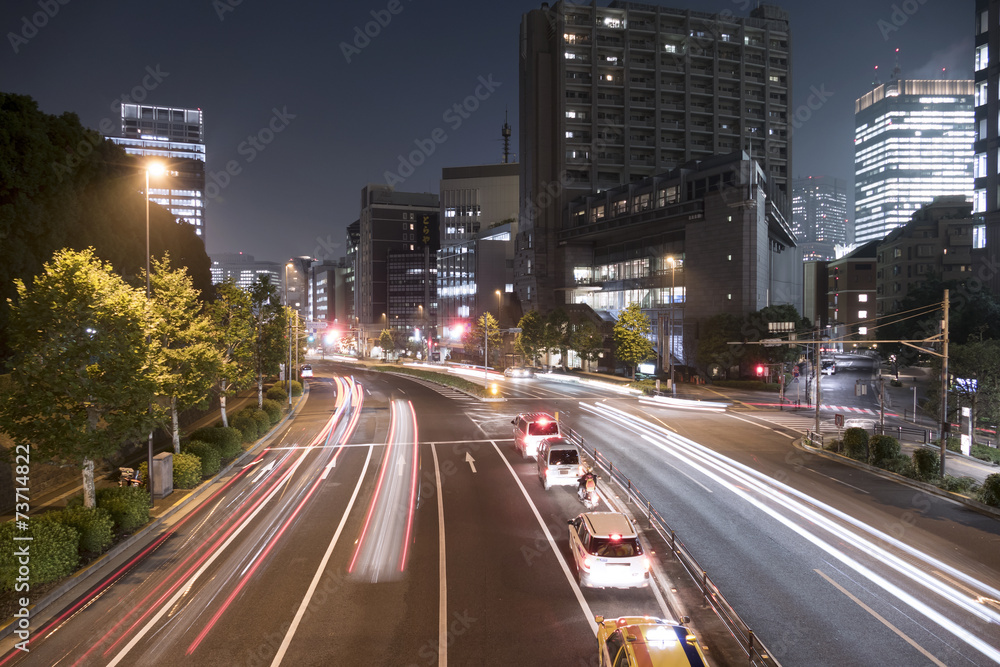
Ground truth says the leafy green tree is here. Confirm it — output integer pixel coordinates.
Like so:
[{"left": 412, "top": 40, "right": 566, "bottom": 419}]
[
  {"left": 379, "top": 329, "right": 395, "bottom": 361},
  {"left": 695, "top": 313, "right": 743, "bottom": 373},
  {"left": 465, "top": 313, "right": 501, "bottom": 366},
  {"left": 949, "top": 336, "right": 1000, "bottom": 439},
  {"left": 147, "top": 255, "right": 222, "bottom": 453},
  {"left": 613, "top": 303, "right": 655, "bottom": 379},
  {"left": 207, "top": 280, "right": 253, "bottom": 428},
  {"left": 248, "top": 275, "right": 285, "bottom": 408},
  {"left": 515, "top": 310, "right": 546, "bottom": 365},
  {"left": 544, "top": 308, "right": 571, "bottom": 370},
  {"left": 569, "top": 319, "right": 604, "bottom": 371},
  {"left": 0, "top": 248, "right": 156, "bottom": 507}
]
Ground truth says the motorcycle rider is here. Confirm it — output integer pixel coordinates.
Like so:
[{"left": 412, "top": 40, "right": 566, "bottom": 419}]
[{"left": 577, "top": 465, "right": 597, "bottom": 503}]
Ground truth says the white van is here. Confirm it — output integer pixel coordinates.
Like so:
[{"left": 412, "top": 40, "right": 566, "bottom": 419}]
[
  {"left": 536, "top": 438, "right": 582, "bottom": 490},
  {"left": 511, "top": 412, "right": 561, "bottom": 459}
]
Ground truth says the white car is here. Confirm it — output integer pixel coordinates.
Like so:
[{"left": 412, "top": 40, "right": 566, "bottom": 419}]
[
  {"left": 568, "top": 512, "right": 650, "bottom": 589},
  {"left": 300, "top": 364, "right": 313, "bottom": 378}
]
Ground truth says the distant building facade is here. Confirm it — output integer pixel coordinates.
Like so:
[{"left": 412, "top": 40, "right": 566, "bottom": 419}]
[
  {"left": 210, "top": 252, "right": 281, "bottom": 290},
  {"left": 854, "top": 79, "right": 974, "bottom": 244},
  {"left": 791, "top": 176, "right": 849, "bottom": 261},
  {"left": 356, "top": 185, "right": 439, "bottom": 331},
  {"left": 974, "top": 0, "right": 1000, "bottom": 295},
  {"left": 437, "top": 163, "right": 519, "bottom": 344},
  {"left": 107, "top": 103, "right": 207, "bottom": 240},
  {"left": 826, "top": 241, "right": 878, "bottom": 345},
  {"left": 876, "top": 196, "right": 977, "bottom": 316},
  {"left": 517, "top": 1, "right": 792, "bottom": 312}
]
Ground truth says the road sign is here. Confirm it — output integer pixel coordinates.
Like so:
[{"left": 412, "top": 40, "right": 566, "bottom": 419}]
[
  {"left": 762, "top": 338, "right": 782, "bottom": 347},
  {"left": 508, "top": 328, "right": 522, "bottom": 333},
  {"left": 835, "top": 414, "right": 844, "bottom": 428},
  {"left": 792, "top": 365, "right": 799, "bottom": 377}
]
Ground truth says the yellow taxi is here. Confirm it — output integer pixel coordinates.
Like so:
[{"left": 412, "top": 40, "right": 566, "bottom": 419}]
[{"left": 595, "top": 615, "right": 708, "bottom": 667}]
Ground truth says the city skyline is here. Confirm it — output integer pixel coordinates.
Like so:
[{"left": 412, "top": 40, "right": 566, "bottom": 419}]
[{"left": 2, "top": 0, "right": 975, "bottom": 263}]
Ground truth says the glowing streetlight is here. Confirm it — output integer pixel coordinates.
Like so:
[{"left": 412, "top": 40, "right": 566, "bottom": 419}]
[
  {"left": 666, "top": 256, "right": 677, "bottom": 396},
  {"left": 143, "top": 162, "right": 168, "bottom": 502}
]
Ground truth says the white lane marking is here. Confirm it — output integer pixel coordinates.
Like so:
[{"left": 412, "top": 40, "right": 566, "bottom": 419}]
[
  {"left": 816, "top": 569, "right": 947, "bottom": 667},
  {"left": 464, "top": 452, "right": 477, "bottom": 473},
  {"left": 321, "top": 459, "right": 336, "bottom": 479},
  {"left": 107, "top": 452, "right": 311, "bottom": 666},
  {"left": 267, "top": 438, "right": 515, "bottom": 450},
  {"left": 491, "top": 441, "right": 597, "bottom": 636},
  {"left": 432, "top": 445, "right": 447, "bottom": 667},
  {"left": 804, "top": 467, "right": 870, "bottom": 494},
  {"left": 727, "top": 412, "right": 795, "bottom": 438},
  {"left": 270, "top": 444, "right": 374, "bottom": 667},
  {"left": 250, "top": 460, "right": 276, "bottom": 484}
]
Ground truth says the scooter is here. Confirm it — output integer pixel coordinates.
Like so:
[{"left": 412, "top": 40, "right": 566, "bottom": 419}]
[
  {"left": 119, "top": 467, "right": 142, "bottom": 488},
  {"left": 578, "top": 475, "right": 599, "bottom": 509}
]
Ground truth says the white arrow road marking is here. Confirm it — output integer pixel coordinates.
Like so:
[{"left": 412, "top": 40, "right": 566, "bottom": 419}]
[
  {"left": 465, "top": 452, "right": 477, "bottom": 473},
  {"left": 251, "top": 460, "right": 276, "bottom": 484}
]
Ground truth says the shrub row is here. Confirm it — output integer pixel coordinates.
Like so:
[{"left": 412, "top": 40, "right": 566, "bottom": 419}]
[{"left": 273, "top": 380, "right": 302, "bottom": 397}]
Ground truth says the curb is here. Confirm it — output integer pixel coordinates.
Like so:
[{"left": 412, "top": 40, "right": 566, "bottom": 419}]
[
  {"left": 795, "top": 438, "right": 1000, "bottom": 520},
  {"left": 0, "top": 384, "right": 310, "bottom": 641}
]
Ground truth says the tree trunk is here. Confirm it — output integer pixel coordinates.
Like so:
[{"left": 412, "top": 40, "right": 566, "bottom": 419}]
[
  {"left": 220, "top": 380, "right": 229, "bottom": 428},
  {"left": 258, "top": 374, "right": 264, "bottom": 408},
  {"left": 82, "top": 458, "right": 95, "bottom": 508},
  {"left": 171, "top": 395, "right": 180, "bottom": 454}
]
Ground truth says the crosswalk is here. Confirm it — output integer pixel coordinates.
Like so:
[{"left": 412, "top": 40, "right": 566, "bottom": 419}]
[
  {"left": 399, "top": 376, "right": 481, "bottom": 404},
  {"left": 736, "top": 411, "right": 841, "bottom": 435}
]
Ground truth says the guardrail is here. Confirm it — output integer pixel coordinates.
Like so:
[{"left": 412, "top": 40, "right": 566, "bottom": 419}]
[{"left": 561, "top": 426, "right": 779, "bottom": 667}]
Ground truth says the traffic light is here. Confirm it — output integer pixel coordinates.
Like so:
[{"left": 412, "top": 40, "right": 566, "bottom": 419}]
[{"left": 756, "top": 365, "right": 764, "bottom": 376}]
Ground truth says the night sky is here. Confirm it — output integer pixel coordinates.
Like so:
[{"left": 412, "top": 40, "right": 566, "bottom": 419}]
[{"left": 2, "top": 0, "right": 974, "bottom": 265}]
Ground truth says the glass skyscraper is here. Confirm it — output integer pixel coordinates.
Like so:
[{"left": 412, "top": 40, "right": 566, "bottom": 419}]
[
  {"left": 791, "top": 176, "right": 849, "bottom": 261},
  {"left": 854, "top": 79, "right": 974, "bottom": 244},
  {"left": 107, "top": 104, "right": 207, "bottom": 239}
]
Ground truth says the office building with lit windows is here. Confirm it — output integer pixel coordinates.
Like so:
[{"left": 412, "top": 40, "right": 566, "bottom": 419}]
[
  {"left": 436, "top": 163, "right": 519, "bottom": 343},
  {"left": 974, "top": 0, "right": 1000, "bottom": 295},
  {"left": 210, "top": 252, "right": 281, "bottom": 290},
  {"left": 854, "top": 79, "right": 973, "bottom": 245},
  {"left": 107, "top": 104, "right": 207, "bottom": 240},
  {"left": 518, "top": 1, "right": 792, "bottom": 312},
  {"left": 791, "top": 176, "right": 849, "bottom": 261},
  {"left": 356, "top": 185, "right": 439, "bottom": 331}
]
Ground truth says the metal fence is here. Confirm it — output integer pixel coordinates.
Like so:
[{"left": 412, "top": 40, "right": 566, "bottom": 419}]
[{"left": 562, "top": 426, "right": 780, "bottom": 667}]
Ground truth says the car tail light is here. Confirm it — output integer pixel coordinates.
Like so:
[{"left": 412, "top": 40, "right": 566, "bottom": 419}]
[
  {"left": 583, "top": 556, "right": 593, "bottom": 571},
  {"left": 643, "top": 558, "right": 651, "bottom": 571}
]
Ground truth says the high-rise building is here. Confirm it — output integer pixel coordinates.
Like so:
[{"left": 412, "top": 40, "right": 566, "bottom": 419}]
[
  {"left": 518, "top": 1, "right": 792, "bottom": 312},
  {"left": 107, "top": 103, "right": 207, "bottom": 239},
  {"left": 356, "top": 185, "right": 439, "bottom": 330},
  {"left": 974, "top": 0, "right": 1000, "bottom": 295},
  {"left": 437, "top": 163, "right": 519, "bottom": 342},
  {"left": 210, "top": 252, "right": 280, "bottom": 290},
  {"left": 791, "top": 176, "right": 849, "bottom": 261},
  {"left": 854, "top": 79, "right": 974, "bottom": 244}
]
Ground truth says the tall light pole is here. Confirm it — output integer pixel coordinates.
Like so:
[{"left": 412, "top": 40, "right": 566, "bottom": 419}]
[
  {"left": 495, "top": 289, "right": 502, "bottom": 367},
  {"left": 284, "top": 262, "right": 293, "bottom": 411},
  {"left": 144, "top": 163, "right": 165, "bottom": 502},
  {"left": 666, "top": 256, "right": 676, "bottom": 396},
  {"left": 483, "top": 311, "right": 489, "bottom": 386}
]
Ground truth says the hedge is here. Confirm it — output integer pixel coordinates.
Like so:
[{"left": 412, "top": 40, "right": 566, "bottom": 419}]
[
  {"left": 0, "top": 520, "right": 79, "bottom": 589},
  {"left": 183, "top": 440, "right": 221, "bottom": 477},
  {"left": 251, "top": 408, "right": 272, "bottom": 435},
  {"left": 274, "top": 380, "right": 303, "bottom": 397},
  {"left": 41, "top": 506, "right": 114, "bottom": 555},
  {"left": 971, "top": 443, "right": 1000, "bottom": 464},
  {"left": 231, "top": 412, "right": 260, "bottom": 443},
  {"left": 843, "top": 427, "right": 869, "bottom": 461},
  {"left": 266, "top": 385, "right": 287, "bottom": 402},
  {"left": 261, "top": 398, "right": 283, "bottom": 424},
  {"left": 912, "top": 448, "right": 940, "bottom": 481},
  {"left": 173, "top": 452, "right": 202, "bottom": 489},
  {"left": 191, "top": 426, "right": 243, "bottom": 459},
  {"left": 938, "top": 475, "right": 978, "bottom": 494},
  {"left": 869, "top": 435, "right": 900, "bottom": 466},
  {"left": 96, "top": 486, "right": 150, "bottom": 534},
  {"left": 977, "top": 473, "right": 1000, "bottom": 507}
]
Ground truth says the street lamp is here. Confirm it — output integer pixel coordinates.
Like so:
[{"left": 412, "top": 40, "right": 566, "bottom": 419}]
[
  {"left": 284, "top": 262, "right": 293, "bottom": 411},
  {"left": 495, "top": 289, "right": 502, "bottom": 368},
  {"left": 144, "top": 162, "right": 166, "bottom": 503},
  {"left": 666, "top": 256, "right": 676, "bottom": 396}
]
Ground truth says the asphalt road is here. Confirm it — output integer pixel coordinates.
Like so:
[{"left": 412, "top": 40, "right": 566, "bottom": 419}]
[{"left": 2, "top": 361, "right": 997, "bottom": 666}]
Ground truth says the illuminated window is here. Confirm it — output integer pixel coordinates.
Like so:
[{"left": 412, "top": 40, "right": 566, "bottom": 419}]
[
  {"left": 858, "top": 310, "right": 868, "bottom": 319},
  {"left": 858, "top": 294, "right": 868, "bottom": 303}
]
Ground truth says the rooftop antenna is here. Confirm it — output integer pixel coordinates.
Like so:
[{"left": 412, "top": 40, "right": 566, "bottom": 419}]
[
  {"left": 873, "top": 64, "right": 881, "bottom": 87},
  {"left": 891, "top": 47, "right": 901, "bottom": 80},
  {"left": 501, "top": 108, "right": 512, "bottom": 164}
]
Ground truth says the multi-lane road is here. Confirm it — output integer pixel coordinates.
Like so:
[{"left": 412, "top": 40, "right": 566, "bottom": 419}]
[{"left": 2, "top": 360, "right": 998, "bottom": 666}]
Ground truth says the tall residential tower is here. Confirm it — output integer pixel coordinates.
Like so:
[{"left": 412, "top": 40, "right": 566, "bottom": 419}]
[{"left": 974, "top": 1, "right": 1000, "bottom": 294}]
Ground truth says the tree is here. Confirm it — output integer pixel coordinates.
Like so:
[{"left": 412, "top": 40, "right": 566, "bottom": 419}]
[
  {"left": 695, "top": 313, "right": 743, "bottom": 374},
  {"left": 515, "top": 310, "right": 546, "bottom": 366},
  {"left": 379, "top": 329, "right": 395, "bottom": 361},
  {"left": 0, "top": 248, "right": 156, "bottom": 507},
  {"left": 544, "top": 308, "right": 571, "bottom": 370},
  {"left": 613, "top": 303, "right": 655, "bottom": 379},
  {"left": 466, "top": 313, "right": 501, "bottom": 366},
  {"left": 948, "top": 336, "right": 1000, "bottom": 439},
  {"left": 148, "top": 255, "right": 222, "bottom": 453},
  {"left": 569, "top": 319, "right": 604, "bottom": 371},
  {"left": 207, "top": 280, "right": 253, "bottom": 427},
  {"left": 248, "top": 275, "right": 285, "bottom": 408}
]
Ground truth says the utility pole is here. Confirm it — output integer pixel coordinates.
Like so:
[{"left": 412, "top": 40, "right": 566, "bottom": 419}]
[
  {"left": 940, "top": 289, "right": 950, "bottom": 476},
  {"left": 879, "top": 375, "right": 885, "bottom": 430},
  {"left": 814, "top": 325, "right": 822, "bottom": 437},
  {"left": 483, "top": 312, "right": 489, "bottom": 387}
]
